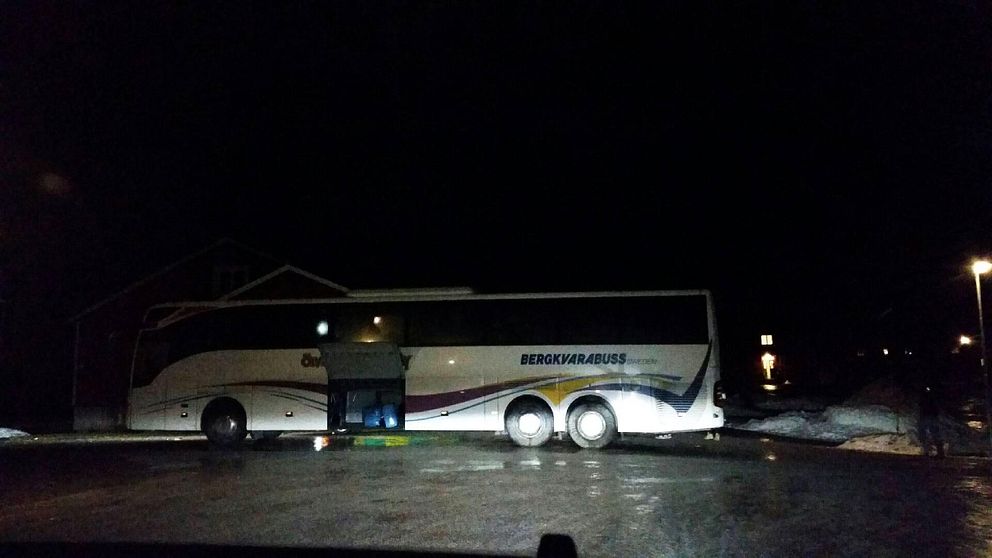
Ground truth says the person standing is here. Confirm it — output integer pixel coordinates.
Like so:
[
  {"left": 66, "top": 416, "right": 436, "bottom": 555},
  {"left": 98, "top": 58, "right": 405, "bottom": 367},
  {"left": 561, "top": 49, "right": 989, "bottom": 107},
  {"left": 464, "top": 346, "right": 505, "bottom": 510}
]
[{"left": 918, "top": 383, "right": 944, "bottom": 458}]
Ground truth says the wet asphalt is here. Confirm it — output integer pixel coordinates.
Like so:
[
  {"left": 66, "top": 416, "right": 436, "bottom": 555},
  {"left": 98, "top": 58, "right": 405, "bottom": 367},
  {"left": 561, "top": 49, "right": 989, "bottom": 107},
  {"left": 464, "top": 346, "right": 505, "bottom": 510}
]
[{"left": 0, "top": 432, "right": 990, "bottom": 557}]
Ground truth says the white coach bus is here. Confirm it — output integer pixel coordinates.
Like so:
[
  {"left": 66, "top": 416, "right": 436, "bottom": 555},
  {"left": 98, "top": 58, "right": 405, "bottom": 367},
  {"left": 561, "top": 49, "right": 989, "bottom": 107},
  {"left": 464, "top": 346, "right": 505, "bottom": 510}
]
[{"left": 128, "top": 289, "right": 725, "bottom": 448}]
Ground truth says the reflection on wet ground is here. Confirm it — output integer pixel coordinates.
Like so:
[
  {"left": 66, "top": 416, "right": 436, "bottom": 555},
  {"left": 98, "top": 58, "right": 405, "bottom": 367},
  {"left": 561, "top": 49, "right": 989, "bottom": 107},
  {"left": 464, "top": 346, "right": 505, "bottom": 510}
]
[{"left": 0, "top": 434, "right": 990, "bottom": 557}]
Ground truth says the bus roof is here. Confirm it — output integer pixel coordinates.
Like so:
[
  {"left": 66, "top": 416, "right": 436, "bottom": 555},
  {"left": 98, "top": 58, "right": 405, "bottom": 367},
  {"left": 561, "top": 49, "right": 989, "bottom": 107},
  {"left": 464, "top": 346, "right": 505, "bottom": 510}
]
[{"left": 146, "top": 289, "right": 711, "bottom": 313}]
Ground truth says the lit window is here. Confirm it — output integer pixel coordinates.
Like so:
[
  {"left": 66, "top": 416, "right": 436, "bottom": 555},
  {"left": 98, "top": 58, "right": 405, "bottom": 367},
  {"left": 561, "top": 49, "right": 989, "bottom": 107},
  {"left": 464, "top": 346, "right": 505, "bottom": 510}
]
[
  {"left": 760, "top": 334, "right": 774, "bottom": 346},
  {"left": 761, "top": 352, "right": 776, "bottom": 380}
]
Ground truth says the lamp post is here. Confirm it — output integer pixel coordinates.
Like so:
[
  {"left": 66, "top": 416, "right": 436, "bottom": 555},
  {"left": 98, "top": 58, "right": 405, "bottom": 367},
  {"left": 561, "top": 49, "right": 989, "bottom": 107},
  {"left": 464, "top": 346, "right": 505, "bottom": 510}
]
[{"left": 971, "top": 259, "right": 992, "bottom": 453}]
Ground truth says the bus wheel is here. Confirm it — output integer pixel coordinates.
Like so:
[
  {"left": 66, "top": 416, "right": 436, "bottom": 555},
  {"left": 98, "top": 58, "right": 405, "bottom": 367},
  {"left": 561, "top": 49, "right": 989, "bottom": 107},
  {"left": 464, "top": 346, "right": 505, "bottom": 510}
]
[
  {"left": 505, "top": 399, "right": 553, "bottom": 447},
  {"left": 202, "top": 399, "right": 248, "bottom": 447},
  {"left": 567, "top": 402, "right": 616, "bottom": 449}
]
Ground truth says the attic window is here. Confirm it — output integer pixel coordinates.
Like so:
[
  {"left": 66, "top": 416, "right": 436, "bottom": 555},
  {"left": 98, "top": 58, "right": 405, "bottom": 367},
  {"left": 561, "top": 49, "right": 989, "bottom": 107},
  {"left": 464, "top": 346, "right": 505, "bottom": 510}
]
[{"left": 213, "top": 265, "right": 249, "bottom": 296}]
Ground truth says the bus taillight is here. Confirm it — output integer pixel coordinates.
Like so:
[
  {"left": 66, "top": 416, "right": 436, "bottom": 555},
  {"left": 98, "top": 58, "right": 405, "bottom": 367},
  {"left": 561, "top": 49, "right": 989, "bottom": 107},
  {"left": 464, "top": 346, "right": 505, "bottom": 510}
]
[{"left": 713, "top": 380, "right": 727, "bottom": 407}]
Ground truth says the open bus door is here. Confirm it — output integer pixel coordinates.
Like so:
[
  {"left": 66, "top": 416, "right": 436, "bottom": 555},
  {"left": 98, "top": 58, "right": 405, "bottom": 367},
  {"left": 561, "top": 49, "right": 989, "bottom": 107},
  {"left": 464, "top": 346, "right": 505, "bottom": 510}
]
[{"left": 318, "top": 342, "right": 405, "bottom": 430}]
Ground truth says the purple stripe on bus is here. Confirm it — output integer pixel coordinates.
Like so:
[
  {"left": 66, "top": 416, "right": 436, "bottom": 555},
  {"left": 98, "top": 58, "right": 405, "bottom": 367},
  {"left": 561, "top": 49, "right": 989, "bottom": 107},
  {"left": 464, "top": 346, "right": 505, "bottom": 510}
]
[
  {"left": 215, "top": 380, "right": 327, "bottom": 395},
  {"left": 405, "top": 377, "right": 554, "bottom": 413}
]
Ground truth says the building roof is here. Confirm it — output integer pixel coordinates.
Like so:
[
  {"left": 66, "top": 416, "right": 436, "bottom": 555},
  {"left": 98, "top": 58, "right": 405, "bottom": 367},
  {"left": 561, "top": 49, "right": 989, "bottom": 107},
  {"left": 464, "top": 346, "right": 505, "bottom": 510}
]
[
  {"left": 220, "top": 265, "right": 349, "bottom": 300},
  {"left": 67, "top": 238, "right": 280, "bottom": 322}
]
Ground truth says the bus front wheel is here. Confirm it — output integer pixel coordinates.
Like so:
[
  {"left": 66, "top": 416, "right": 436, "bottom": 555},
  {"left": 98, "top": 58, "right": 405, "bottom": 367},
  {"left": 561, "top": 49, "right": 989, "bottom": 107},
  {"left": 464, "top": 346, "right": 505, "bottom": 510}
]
[
  {"left": 202, "top": 399, "right": 248, "bottom": 447},
  {"left": 567, "top": 402, "right": 617, "bottom": 449},
  {"left": 505, "top": 399, "right": 554, "bottom": 447}
]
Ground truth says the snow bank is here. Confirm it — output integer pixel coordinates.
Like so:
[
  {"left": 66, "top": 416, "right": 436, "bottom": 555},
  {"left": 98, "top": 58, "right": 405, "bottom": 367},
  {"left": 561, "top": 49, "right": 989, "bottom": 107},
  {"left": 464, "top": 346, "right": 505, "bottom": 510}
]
[
  {"left": 730, "top": 375, "right": 987, "bottom": 455},
  {"left": 822, "top": 405, "right": 910, "bottom": 433},
  {"left": 729, "top": 375, "right": 922, "bottom": 443},
  {"left": 0, "top": 428, "right": 30, "bottom": 440},
  {"left": 731, "top": 407, "right": 907, "bottom": 443}
]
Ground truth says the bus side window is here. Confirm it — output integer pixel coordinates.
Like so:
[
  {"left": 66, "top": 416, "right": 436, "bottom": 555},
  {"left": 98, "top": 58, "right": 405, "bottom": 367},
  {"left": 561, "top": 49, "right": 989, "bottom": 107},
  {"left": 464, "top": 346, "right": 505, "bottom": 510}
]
[
  {"left": 132, "top": 338, "right": 170, "bottom": 388},
  {"left": 335, "top": 308, "right": 405, "bottom": 345}
]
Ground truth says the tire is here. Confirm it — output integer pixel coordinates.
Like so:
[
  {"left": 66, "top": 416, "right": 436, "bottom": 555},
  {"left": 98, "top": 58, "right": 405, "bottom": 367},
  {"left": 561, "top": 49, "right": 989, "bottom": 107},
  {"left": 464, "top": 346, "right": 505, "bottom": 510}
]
[
  {"left": 505, "top": 400, "right": 554, "bottom": 447},
  {"left": 567, "top": 402, "right": 617, "bottom": 449},
  {"left": 202, "top": 401, "right": 248, "bottom": 447},
  {"left": 250, "top": 430, "right": 281, "bottom": 441}
]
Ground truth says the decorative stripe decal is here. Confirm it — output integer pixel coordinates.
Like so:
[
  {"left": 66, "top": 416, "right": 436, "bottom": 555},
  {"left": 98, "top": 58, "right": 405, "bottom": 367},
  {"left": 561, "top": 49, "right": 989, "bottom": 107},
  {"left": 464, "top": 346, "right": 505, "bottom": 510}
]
[
  {"left": 269, "top": 393, "right": 328, "bottom": 412},
  {"left": 253, "top": 389, "right": 328, "bottom": 408},
  {"left": 213, "top": 380, "right": 327, "bottom": 395},
  {"left": 406, "top": 342, "right": 712, "bottom": 417},
  {"left": 405, "top": 376, "right": 555, "bottom": 413},
  {"left": 405, "top": 380, "right": 559, "bottom": 422},
  {"left": 592, "top": 342, "right": 712, "bottom": 413},
  {"left": 139, "top": 393, "right": 215, "bottom": 414},
  {"left": 139, "top": 387, "right": 327, "bottom": 414}
]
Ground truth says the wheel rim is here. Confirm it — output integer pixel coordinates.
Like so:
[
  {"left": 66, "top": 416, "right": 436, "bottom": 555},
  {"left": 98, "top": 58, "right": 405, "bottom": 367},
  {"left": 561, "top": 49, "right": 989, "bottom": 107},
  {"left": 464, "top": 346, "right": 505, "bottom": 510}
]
[
  {"left": 577, "top": 411, "right": 606, "bottom": 440},
  {"left": 518, "top": 412, "right": 543, "bottom": 437},
  {"left": 216, "top": 416, "right": 238, "bottom": 437}
]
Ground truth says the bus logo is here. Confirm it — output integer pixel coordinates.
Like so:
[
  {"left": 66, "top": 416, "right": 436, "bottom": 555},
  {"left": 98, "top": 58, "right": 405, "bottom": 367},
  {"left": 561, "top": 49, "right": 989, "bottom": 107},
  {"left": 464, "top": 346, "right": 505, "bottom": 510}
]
[
  {"left": 300, "top": 352, "right": 325, "bottom": 368},
  {"left": 520, "top": 352, "right": 627, "bottom": 366}
]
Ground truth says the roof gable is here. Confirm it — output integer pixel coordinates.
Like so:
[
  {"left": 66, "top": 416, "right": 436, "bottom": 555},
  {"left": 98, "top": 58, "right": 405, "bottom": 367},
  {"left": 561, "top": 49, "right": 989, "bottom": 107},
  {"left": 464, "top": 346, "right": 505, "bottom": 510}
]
[
  {"left": 68, "top": 238, "right": 280, "bottom": 321},
  {"left": 222, "top": 265, "right": 348, "bottom": 300}
]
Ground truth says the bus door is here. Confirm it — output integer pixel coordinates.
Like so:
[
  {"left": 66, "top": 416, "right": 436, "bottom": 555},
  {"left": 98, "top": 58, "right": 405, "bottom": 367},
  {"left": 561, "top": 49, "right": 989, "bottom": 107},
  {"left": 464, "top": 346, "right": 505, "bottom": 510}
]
[{"left": 319, "top": 342, "right": 405, "bottom": 429}]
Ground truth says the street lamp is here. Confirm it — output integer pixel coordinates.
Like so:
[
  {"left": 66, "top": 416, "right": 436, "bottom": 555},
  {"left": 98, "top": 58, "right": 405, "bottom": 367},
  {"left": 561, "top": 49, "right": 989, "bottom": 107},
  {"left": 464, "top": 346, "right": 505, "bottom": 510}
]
[{"left": 971, "top": 259, "right": 992, "bottom": 453}]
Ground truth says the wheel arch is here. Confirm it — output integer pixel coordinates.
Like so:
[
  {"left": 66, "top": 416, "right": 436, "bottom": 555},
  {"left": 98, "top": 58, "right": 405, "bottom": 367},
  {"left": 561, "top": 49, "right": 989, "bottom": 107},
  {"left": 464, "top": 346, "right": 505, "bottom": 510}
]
[
  {"left": 199, "top": 396, "right": 247, "bottom": 431},
  {"left": 502, "top": 393, "right": 555, "bottom": 427},
  {"left": 566, "top": 394, "right": 617, "bottom": 424}
]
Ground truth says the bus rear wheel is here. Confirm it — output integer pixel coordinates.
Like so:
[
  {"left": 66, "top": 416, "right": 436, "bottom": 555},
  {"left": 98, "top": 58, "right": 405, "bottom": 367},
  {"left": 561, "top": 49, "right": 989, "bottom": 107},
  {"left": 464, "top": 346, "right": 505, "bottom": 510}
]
[
  {"left": 567, "top": 402, "right": 617, "bottom": 449},
  {"left": 505, "top": 399, "right": 554, "bottom": 447},
  {"left": 202, "top": 399, "right": 247, "bottom": 447}
]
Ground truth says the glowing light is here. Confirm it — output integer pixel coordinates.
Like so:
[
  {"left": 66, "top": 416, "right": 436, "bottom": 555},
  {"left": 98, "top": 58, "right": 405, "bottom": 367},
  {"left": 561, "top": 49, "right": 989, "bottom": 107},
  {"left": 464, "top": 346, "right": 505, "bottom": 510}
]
[
  {"left": 373, "top": 316, "right": 382, "bottom": 325},
  {"left": 761, "top": 352, "right": 776, "bottom": 380},
  {"left": 760, "top": 334, "right": 774, "bottom": 346},
  {"left": 448, "top": 359, "right": 456, "bottom": 365},
  {"left": 972, "top": 260, "right": 992, "bottom": 275},
  {"left": 313, "top": 436, "right": 329, "bottom": 451},
  {"left": 765, "top": 453, "right": 777, "bottom": 461},
  {"left": 882, "top": 348, "right": 889, "bottom": 356},
  {"left": 316, "top": 321, "right": 329, "bottom": 336},
  {"left": 761, "top": 383, "right": 778, "bottom": 391},
  {"left": 960, "top": 335, "right": 973, "bottom": 346}
]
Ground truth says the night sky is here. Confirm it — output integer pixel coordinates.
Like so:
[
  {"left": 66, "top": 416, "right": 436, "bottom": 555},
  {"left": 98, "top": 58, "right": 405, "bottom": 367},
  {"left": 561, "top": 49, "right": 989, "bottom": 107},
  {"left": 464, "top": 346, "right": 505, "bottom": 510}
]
[{"left": 2, "top": 2, "right": 991, "bottom": 409}]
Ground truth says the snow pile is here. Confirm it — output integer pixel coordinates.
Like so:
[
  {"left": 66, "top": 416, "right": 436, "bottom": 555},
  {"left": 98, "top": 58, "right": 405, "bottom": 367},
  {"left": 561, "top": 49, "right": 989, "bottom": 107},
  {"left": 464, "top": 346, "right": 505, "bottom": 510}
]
[
  {"left": 730, "top": 375, "right": 988, "bottom": 455},
  {"left": 0, "top": 428, "right": 30, "bottom": 440},
  {"left": 731, "top": 376, "right": 919, "bottom": 443},
  {"left": 732, "top": 407, "right": 907, "bottom": 443},
  {"left": 823, "top": 405, "right": 910, "bottom": 433}
]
